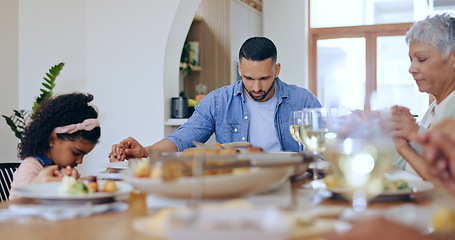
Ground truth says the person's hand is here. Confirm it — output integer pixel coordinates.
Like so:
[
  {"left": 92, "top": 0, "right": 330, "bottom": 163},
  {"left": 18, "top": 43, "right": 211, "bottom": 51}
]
[
  {"left": 55, "top": 165, "right": 80, "bottom": 179},
  {"left": 30, "top": 165, "right": 64, "bottom": 184},
  {"left": 326, "top": 218, "right": 428, "bottom": 240},
  {"left": 109, "top": 142, "right": 127, "bottom": 162},
  {"left": 108, "top": 137, "right": 147, "bottom": 162},
  {"left": 415, "top": 118, "right": 455, "bottom": 194},
  {"left": 381, "top": 105, "right": 418, "bottom": 141}
]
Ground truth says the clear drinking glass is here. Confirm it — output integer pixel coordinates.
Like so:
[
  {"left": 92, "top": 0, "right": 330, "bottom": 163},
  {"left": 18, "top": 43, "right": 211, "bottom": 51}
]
[
  {"left": 324, "top": 111, "right": 393, "bottom": 212},
  {"left": 300, "top": 108, "right": 333, "bottom": 179},
  {"left": 289, "top": 111, "right": 305, "bottom": 152}
]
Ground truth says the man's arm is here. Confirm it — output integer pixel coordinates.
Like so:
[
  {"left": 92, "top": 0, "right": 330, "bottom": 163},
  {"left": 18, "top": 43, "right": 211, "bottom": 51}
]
[
  {"left": 109, "top": 137, "right": 177, "bottom": 162},
  {"left": 145, "top": 139, "right": 178, "bottom": 155}
]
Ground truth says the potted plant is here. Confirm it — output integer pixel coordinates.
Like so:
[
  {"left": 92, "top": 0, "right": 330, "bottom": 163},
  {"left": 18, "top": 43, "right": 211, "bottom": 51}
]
[
  {"left": 2, "top": 62, "right": 65, "bottom": 140},
  {"left": 180, "top": 38, "right": 197, "bottom": 78},
  {"left": 195, "top": 83, "right": 207, "bottom": 103}
]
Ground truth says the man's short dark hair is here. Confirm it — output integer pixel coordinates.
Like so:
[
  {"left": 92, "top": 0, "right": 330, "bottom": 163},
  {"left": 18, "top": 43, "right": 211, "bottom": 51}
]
[{"left": 239, "top": 37, "right": 277, "bottom": 62}]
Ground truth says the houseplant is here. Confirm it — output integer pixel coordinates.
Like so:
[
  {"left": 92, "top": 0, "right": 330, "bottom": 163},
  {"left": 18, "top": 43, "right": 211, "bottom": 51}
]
[
  {"left": 195, "top": 83, "right": 207, "bottom": 103},
  {"left": 2, "top": 62, "right": 65, "bottom": 140},
  {"left": 179, "top": 38, "right": 197, "bottom": 77}
]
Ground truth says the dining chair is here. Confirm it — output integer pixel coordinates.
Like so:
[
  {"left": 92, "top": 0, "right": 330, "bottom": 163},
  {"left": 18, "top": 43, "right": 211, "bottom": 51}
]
[{"left": 0, "top": 162, "right": 21, "bottom": 202}]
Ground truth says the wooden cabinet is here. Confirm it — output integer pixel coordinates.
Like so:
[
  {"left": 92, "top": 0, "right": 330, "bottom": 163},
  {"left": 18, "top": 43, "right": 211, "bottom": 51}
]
[
  {"left": 181, "top": 16, "right": 203, "bottom": 99},
  {"left": 181, "top": 0, "right": 263, "bottom": 99}
]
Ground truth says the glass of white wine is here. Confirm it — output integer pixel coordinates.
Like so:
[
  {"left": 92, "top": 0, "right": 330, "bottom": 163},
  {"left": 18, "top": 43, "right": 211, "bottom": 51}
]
[
  {"left": 289, "top": 110, "right": 305, "bottom": 152},
  {"left": 300, "top": 108, "right": 333, "bottom": 179},
  {"left": 324, "top": 111, "right": 393, "bottom": 212}
]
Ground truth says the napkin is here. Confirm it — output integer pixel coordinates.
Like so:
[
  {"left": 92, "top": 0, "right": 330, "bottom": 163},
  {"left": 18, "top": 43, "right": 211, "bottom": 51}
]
[{"left": 0, "top": 201, "right": 128, "bottom": 221}]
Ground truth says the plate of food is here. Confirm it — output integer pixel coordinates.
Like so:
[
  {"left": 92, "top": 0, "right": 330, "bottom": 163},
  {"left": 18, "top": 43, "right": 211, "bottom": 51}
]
[
  {"left": 103, "top": 161, "right": 129, "bottom": 170},
  {"left": 320, "top": 174, "right": 434, "bottom": 201},
  {"left": 123, "top": 151, "right": 303, "bottom": 199},
  {"left": 13, "top": 176, "right": 133, "bottom": 203}
]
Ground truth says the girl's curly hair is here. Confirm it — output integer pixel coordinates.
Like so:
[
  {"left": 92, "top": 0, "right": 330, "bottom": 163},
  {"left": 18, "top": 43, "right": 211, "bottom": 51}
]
[{"left": 18, "top": 92, "right": 101, "bottom": 159}]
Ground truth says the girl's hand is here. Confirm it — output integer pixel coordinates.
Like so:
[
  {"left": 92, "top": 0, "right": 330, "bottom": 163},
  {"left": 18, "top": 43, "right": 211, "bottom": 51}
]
[
  {"left": 31, "top": 165, "right": 63, "bottom": 184},
  {"left": 109, "top": 142, "right": 127, "bottom": 162},
  {"left": 58, "top": 165, "right": 80, "bottom": 179},
  {"left": 108, "top": 137, "right": 147, "bottom": 162}
]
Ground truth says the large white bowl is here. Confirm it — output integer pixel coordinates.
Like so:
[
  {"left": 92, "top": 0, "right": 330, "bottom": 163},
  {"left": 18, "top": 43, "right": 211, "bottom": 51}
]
[{"left": 123, "top": 165, "right": 295, "bottom": 199}]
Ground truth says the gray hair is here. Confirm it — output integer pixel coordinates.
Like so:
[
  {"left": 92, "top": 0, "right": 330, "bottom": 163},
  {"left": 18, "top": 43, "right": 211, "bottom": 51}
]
[{"left": 406, "top": 13, "right": 455, "bottom": 59}]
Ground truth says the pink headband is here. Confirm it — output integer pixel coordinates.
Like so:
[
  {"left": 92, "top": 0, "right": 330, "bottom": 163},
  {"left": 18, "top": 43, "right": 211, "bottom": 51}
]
[{"left": 53, "top": 118, "right": 100, "bottom": 134}]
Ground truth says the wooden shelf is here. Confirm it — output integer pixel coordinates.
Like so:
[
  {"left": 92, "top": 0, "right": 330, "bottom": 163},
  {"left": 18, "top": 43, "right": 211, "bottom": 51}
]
[
  {"left": 190, "top": 65, "right": 202, "bottom": 71},
  {"left": 235, "top": 0, "right": 262, "bottom": 13},
  {"left": 193, "top": 15, "right": 203, "bottom": 22},
  {"left": 180, "top": 63, "right": 202, "bottom": 71}
]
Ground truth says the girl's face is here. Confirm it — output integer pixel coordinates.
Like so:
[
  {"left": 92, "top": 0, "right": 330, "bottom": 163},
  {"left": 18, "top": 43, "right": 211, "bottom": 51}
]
[{"left": 47, "top": 135, "right": 96, "bottom": 168}]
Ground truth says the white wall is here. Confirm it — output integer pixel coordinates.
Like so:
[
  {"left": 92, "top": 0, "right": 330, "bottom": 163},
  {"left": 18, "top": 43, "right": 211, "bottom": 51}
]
[
  {"left": 0, "top": 0, "right": 19, "bottom": 162},
  {"left": 263, "top": 0, "right": 308, "bottom": 88},
  {"left": 231, "top": 0, "right": 263, "bottom": 83},
  {"left": 0, "top": 0, "right": 201, "bottom": 176}
]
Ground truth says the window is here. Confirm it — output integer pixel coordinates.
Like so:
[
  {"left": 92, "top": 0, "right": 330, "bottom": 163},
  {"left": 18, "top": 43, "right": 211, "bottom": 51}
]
[{"left": 308, "top": 0, "right": 455, "bottom": 117}]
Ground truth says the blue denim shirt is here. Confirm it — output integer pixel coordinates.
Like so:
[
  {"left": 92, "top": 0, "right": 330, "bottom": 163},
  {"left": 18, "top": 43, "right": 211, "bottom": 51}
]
[{"left": 166, "top": 77, "right": 322, "bottom": 152}]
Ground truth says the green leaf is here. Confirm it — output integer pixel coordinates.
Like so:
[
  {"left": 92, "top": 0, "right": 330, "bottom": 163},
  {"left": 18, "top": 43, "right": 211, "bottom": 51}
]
[
  {"left": 3, "top": 62, "right": 64, "bottom": 140},
  {"left": 42, "top": 83, "right": 51, "bottom": 90},
  {"left": 2, "top": 115, "right": 22, "bottom": 140}
]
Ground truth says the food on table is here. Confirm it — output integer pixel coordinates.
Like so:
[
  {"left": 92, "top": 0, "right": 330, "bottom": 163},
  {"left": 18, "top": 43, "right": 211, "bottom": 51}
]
[
  {"left": 323, "top": 174, "right": 340, "bottom": 188},
  {"left": 87, "top": 176, "right": 98, "bottom": 192},
  {"left": 232, "top": 167, "right": 250, "bottom": 175},
  {"left": 382, "top": 179, "right": 410, "bottom": 191},
  {"left": 323, "top": 174, "right": 410, "bottom": 192},
  {"left": 59, "top": 175, "right": 94, "bottom": 194},
  {"left": 432, "top": 207, "right": 455, "bottom": 233},
  {"left": 104, "top": 180, "right": 118, "bottom": 192},
  {"left": 181, "top": 147, "right": 239, "bottom": 156},
  {"left": 132, "top": 144, "right": 264, "bottom": 181},
  {"left": 134, "top": 159, "right": 152, "bottom": 177},
  {"left": 59, "top": 175, "right": 118, "bottom": 194},
  {"left": 245, "top": 145, "right": 263, "bottom": 153}
]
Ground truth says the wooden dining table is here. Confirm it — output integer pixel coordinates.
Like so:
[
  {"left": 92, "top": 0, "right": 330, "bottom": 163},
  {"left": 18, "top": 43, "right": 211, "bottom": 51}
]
[{"left": 0, "top": 170, "right": 450, "bottom": 240}]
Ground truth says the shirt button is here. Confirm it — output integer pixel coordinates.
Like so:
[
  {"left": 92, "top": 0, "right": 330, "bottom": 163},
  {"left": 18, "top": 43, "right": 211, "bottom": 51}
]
[
  {"left": 234, "top": 128, "right": 238, "bottom": 132},
  {"left": 242, "top": 137, "right": 245, "bottom": 140},
  {"left": 244, "top": 116, "right": 248, "bottom": 120}
]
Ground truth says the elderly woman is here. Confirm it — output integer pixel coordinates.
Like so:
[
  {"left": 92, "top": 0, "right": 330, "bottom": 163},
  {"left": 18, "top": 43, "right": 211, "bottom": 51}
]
[{"left": 387, "top": 13, "right": 455, "bottom": 180}]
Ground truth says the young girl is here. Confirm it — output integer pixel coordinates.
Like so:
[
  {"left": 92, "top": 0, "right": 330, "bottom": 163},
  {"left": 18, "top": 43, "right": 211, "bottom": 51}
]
[{"left": 9, "top": 92, "right": 101, "bottom": 200}]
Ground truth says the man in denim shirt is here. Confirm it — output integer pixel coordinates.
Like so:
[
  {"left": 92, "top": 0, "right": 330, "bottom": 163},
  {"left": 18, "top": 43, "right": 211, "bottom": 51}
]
[{"left": 109, "top": 37, "right": 321, "bottom": 161}]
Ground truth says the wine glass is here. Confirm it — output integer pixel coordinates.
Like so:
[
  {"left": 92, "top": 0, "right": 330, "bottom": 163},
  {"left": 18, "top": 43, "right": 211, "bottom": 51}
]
[
  {"left": 289, "top": 110, "right": 305, "bottom": 152},
  {"left": 300, "top": 108, "right": 332, "bottom": 180},
  {"left": 324, "top": 111, "right": 393, "bottom": 212}
]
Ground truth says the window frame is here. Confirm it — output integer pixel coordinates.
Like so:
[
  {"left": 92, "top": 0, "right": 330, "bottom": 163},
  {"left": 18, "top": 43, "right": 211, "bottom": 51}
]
[{"left": 307, "top": 2, "right": 414, "bottom": 110}]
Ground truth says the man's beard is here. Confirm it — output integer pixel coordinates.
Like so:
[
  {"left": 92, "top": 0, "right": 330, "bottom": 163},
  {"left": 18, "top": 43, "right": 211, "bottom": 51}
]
[{"left": 244, "top": 79, "right": 275, "bottom": 102}]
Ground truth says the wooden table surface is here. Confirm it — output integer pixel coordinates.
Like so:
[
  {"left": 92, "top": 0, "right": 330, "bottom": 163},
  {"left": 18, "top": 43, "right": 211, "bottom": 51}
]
[{"left": 0, "top": 172, "right": 449, "bottom": 240}]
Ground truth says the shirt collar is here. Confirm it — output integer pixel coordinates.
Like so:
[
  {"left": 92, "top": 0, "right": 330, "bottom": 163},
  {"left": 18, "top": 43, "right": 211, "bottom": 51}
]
[
  {"left": 33, "top": 154, "right": 53, "bottom": 166},
  {"left": 434, "top": 90, "right": 455, "bottom": 116}
]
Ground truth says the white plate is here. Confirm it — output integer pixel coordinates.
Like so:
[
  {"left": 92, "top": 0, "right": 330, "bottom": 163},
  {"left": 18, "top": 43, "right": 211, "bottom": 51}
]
[
  {"left": 14, "top": 180, "right": 133, "bottom": 201},
  {"left": 94, "top": 172, "right": 123, "bottom": 180},
  {"left": 123, "top": 166, "right": 295, "bottom": 199},
  {"left": 318, "top": 179, "right": 434, "bottom": 201},
  {"left": 103, "top": 161, "right": 129, "bottom": 170}
]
